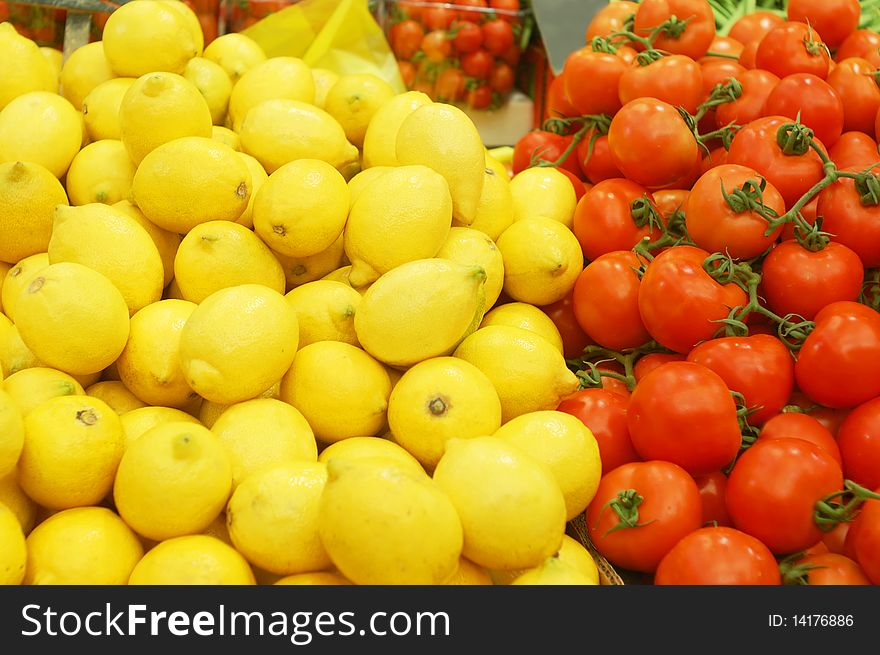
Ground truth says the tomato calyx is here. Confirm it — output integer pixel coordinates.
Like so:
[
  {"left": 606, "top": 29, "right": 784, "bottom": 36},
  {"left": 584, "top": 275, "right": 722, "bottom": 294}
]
[
  {"left": 813, "top": 480, "right": 880, "bottom": 533},
  {"left": 588, "top": 35, "right": 620, "bottom": 55},
  {"left": 854, "top": 170, "right": 880, "bottom": 206},
  {"left": 861, "top": 269, "right": 880, "bottom": 311},
  {"left": 568, "top": 341, "right": 673, "bottom": 392},
  {"left": 635, "top": 48, "right": 667, "bottom": 66},
  {"left": 595, "top": 488, "right": 657, "bottom": 535},
  {"left": 802, "top": 23, "right": 831, "bottom": 59},
  {"left": 778, "top": 552, "right": 828, "bottom": 585},
  {"left": 534, "top": 114, "right": 612, "bottom": 170}
]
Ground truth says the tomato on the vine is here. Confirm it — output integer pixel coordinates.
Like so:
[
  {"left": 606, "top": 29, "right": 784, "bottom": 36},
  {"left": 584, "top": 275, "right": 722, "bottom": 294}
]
[
  {"left": 754, "top": 21, "right": 831, "bottom": 80},
  {"left": 481, "top": 19, "right": 514, "bottom": 56},
  {"left": 585, "top": 460, "right": 703, "bottom": 573},
  {"left": 546, "top": 74, "right": 578, "bottom": 120},
  {"left": 390, "top": 19, "right": 424, "bottom": 60},
  {"left": 557, "top": 388, "right": 639, "bottom": 475},
  {"left": 826, "top": 58, "right": 880, "bottom": 136},
  {"left": 562, "top": 48, "right": 628, "bottom": 116},
  {"left": 633, "top": 0, "right": 716, "bottom": 60},
  {"left": 651, "top": 188, "right": 688, "bottom": 220},
  {"left": 836, "top": 397, "right": 880, "bottom": 490},
  {"left": 758, "top": 412, "right": 842, "bottom": 465},
  {"left": 619, "top": 54, "right": 704, "bottom": 115},
  {"left": 694, "top": 471, "right": 732, "bottom": 527},
  {"left": 633, "top": 353, "right": 686, "bottom": 381},
  {"left": 844, "top": 493, "right": 880, "bottom": 583},
  {"left": 699, "top": 35, "right": 744, "bottom": 63},
  {"left": 816, "top": 169, "right": 880, "bottom": 267},
  {"left": 716, "top": 69, "right": 779, "bottom": 128},
  {"left": 784, "top": 552, "right": 871, "bottom": 585},
  {"left": 576, "top": 132, "right": 623, "bottom": 184},
  {"left": 512, "top": 130, "right": 581, "bottom": 176},
  {"left": 728, "top": 10, "right": 784, "bottom": 44},
  {"left": 763, "top": 73, "right": 844, "bottom": 147},
  {"left": 836, "top": 29, "right": 880, "bottom": 61},
  {"left": 654, "top": 527, "right": 781, "bottom": 584},
  {"left": 787, "top": 0, "right": 861, "bottom": 50},
  {"left": 540, "top": 291, "right": 594, "bottom": 359},
  {"left": 828, "top": 131, "right": 880, "bottom": 170},
  {"left": 460, "top": 49, "right": 494, "bottom": 78},
  {"left": 585, "top": 0, "right": 638, "bottom": 44}
]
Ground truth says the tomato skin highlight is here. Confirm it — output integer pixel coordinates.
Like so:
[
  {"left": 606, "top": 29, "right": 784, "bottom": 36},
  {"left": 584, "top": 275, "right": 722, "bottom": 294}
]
[
  {"left": 654, "top": 527, "right": 781, "bottom": 585},
  {"left": 787, "top": 0, "right": 861, "bottom": 50},
  {"left": 633, "top": 0, "right": 717, "bottom": 60},
  {"left": 754, "top": 21, "right": 831, "bottom": 80},
  {"left": 585, "top": 0, "right": 638, "bottom": 44},
  {"left": 619, "top": 55, "right": 704, "bottom": 116},
  {"left": 762, "top": 73, "right": 844, "bottom": 148},
  {"left": 562, "top": 49, "right": 628, "bottom": 117},
  {"left": 836, "top": 29, "right": 880, "bottom": 61},
  {"left": 836, "top": 396, "right": 880, "bottom": 491}
]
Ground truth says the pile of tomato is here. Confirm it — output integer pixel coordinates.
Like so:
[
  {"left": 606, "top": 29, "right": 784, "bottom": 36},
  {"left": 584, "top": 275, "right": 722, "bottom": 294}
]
[
  {"left": 524, "top": 0, "right": 880, "bottom": 585},
  {"left": 385, "top": 0, "right": 525, "bottom": 109}
]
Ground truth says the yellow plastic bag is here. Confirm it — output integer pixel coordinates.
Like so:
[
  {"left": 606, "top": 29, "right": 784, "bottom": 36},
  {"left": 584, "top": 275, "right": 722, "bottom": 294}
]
[{"left": 241, "top": 0, "right": 405, "bottom": 93}]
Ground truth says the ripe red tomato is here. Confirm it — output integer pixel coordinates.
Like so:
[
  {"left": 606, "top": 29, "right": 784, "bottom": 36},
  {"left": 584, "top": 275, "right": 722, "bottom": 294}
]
[
  {"left": 826, "top": 58, "right": 880, "bottom": 136},
  {"left": 423, "top": 5, "right": 457, "bottom": 31},
  {"left": 795, "top": 302, "right": 880, "bottom": 409},
  {"left": 655, "top": 527, "right": 781, "bottom": 584},
  {"left": 481, "top": 19, "right": 514, "bottom": 56},
  {"left": 700, "top": 35, "right": 744, "bottom": 63},
  {"left": 511, "top": 130, "right": 580, "bottom": 175},
  {"left": 460, "top": 49, "right": 494, "bottom": 78},
  {"left": 608, "top": 98, "right": 700, "bottom": 189},
  {"left": 787, "top": 0, "right": 861, "bottom": 49},
  {"left": 726, "top": 438, "right": 844, "bottom": 554},
  {"left": 398, "top": 60, "right": 416, "bottom": 88},
  {"left": 762, "top": 73, "right": 844, "bottom": 147},
  {"left": 633, "top": 353, "right": 686, "bottom": 381},
  {"left": 390, "top": 19, "right": 424, "bottom": 60},
  {"left": 540, "top": 291, "right": 594, "bottom": 359},
  {"left": 836, "top": 397, "right": 880, "bottom": 490},
  {"left": 694, "top": 471, "right": 732, "bottom": 527},
  {"left": 686, "top": 335, "right": 794, "bottom": 426},
  {"left": 434, "top": 67, "right": 466, "bottom": 103},
  {"left": 585, "top": 460, "right": 702, "bottom": 572},
  {"left": 700, "top": 59, "right": 746, "bottom": 95},
  {"left": 786, "top": 390, "right": 852, "bottom": 436},
  {"left": 754, "top": 21, "right": 831, "bottom": 79},
  {"left": 627, "top": 361, "right": 742, "bottom": 475},
  {"left": 489, "top": 0, "right": 520, "bottom": 15},
  {"left": 489, "top": 62, "right": 515, "bottom": 94},
  {"left": 761, "top": 240, "right": 864, "bottom": 321},
  {"left": 557, "top": 388, "right": 639, "bottom": 476},
  {"left": 633, "top": 0, "right": 716, "bottom": 60},
  {"left": 738, "top": 39, "right": 760, "bottom": 69},
  {"left": 575, "top": 132, "right": 622, "bottom": 184},
  {"left": 783, "top": 552, "right": 870, "bottom": 585},
  {"left": 637, "top": 246, "right": 748, "bottom": 354},
  {"left": 585, "top": 0, "right": 638, "bottom": 43},
  {"left": 758, "top": 412, "right": 842, "bottom": 465},
  {"left": 546, "top": 74, "right": 577, "bottom": 119},
  {"left": 685, "top": 164, "right": 784, "bottom": 260},
  {"left": 572, "top": 251, "right": 651, "bottom": 351},
  {"left": 716, "top": 69, "right": 780, "bottom": 128},
  {"left": 844, "top": 492, "right": 880, "bottom": 583},
  {"left": 836, "top": 29, "right": 880, "bottom": 61},
  {"left": 619, "top": 54, "right": 704, "bottom": 115},
  {"left": 562, "top": 48, "right": 628, "bottom": 116},
  {"left": 555, "top": 167, "right": 588, "bottom": 201},
  {"left": 829, "top": 131, "right": 880, "bottom": 169},
  {"left": 421, "top": 30, "right": 452, "bottom": 62},
  {"left": 451, "top": 20, "right": 482, "bottom": 54},
  {"left": 700, "top": 146, "right": 728, "bottom": 174},
  {"left": 728, "top": 10, "right": 784, "bottom": 44},
  {"left": 466, "top": 84, "right": 493, "bottom": 109},
  {"left": 816, "top": 169, "right": 880, "bottom": 267},
  {"left": 652, "top": 189, "right": 689, "bottom": 220},
  {"left": 726, "top": 115, "right": 826, "bottom": 209},
  {"left": 572, "top": 179, "right": 658, "bottom": 261}
]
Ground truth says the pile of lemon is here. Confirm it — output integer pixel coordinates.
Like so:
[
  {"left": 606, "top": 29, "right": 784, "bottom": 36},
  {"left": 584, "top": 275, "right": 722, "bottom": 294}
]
[{"left": 0, "top": 0, "right": 599, "bottom": 586}]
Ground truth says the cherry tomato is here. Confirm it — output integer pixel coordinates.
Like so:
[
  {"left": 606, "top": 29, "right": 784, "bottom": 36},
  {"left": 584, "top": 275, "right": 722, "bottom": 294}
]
[
  {"left": 619, "top": 54, "right": 704, "bottom": 115},
  {"left": 423, "top": 5, "right": 457, "bottom": 31},
  {"left": 826, "top": 58, "right": 880, "bottom": 136},
  {"left": 726, "top": 115, "right": 826, "bottom": 209},
  {"left": 390, "top": 19, "right": 424, "bottom": 60},
  {"left": 540, "top": 291, "right": 594, "bottom": 360},
  {"left": 586, "top": 460, "right": 703, "bottom": 572},
  {"left": 585, "top": 1, "right": 638, "bottom": 44},
  {"left": 557, "top": 388, "right": 639, "bottom": 475},
  {"left": 421, "top": 30, "right": 452, "bottom": 63},
  {"left": 575, "top": 132, "right": 622, "bottom": 185},
  {"left": 687, "top": 335, "right": 794, "bottom": 426},
  {"left": 758, "top": 412, "right": 842, "bottom": 465},
  {"left": 500, "top": 43, "right": 521, "bottom": 67},
  {"left": 727, "top": 438, "right": 844, "bottom": 554},
  {"left": 512, "top": 130, "right": 581, "bottom": 176},
  {"left": 763, "top": 73, "right": 844, "bottom": 147},
  {"left": 728, "top": 11, "right": 784, "bottom": 45},
  {"left": 783, "top": 552, "right": 870, "bottom": 585},
  {"left": 829, "top": 131, "right": 880, "bottom": 169},
  {"left": 398, "top": 60, "right": 416, "bottom": 88},
  {"left": 836, "top": 29, "right": 880, "bottom": 61},
  {"left": 608, "top": 98, "right": 700, "bottom": 189},
  {"left": 685, "top": 164, "right": 784, "bottom": 260},
  {"left": 844, "top": 492, "right": 880, "bottom": 583},
  {"left": 816, "top": 168, "right": 880, "bottom": 267},
  {"left": 434, "top": 67, "right": 466, "bottom": 103},
  {"left": 638, "top": 245, "right": 748, "bottom": 354},
  {"left": 754, "top": 21, "right": 831, "bottom": 80},
  {"left": 655, "top": 526, "right": 781, "bottom": 584},
  {"left": 452, "top": 20, "right": 482, "bottom": 54},
  {"left": 546, "top": 74, "right": 577, "bottom": 119},
  {"left": 466, "top": 84, "right": 493, "bottom": 110},
  {"left": 572, "top": 179, "right": 658, "bottom": 261},
  {"left": 460, "top": 49, "right": 494, "bottom": 78},
  {"left": 455, "top": 0, "right": 488, "bottom": 22},
  {"left": 489, "top": 0, "right": 520, "bottom": 16},
  {"left": 634, "top": 0, "right": 716, "bottom": 60},
  {"left": 572, "top": 251, "right": 651, "bottom": 351},
  {"left": 694, "top": 471, "right": 732, "bottom": 527},
  {"left": 836, "top": 397, "right": 880, "bottom": 490},
  {"left": 795, "top": 301, "right": 880, "bottom": 409},
  {"left": 489, "top": 62, "right": 514, "bottom": 95},
  {"left": 716, "top": 69, "right": 779, "bottom": 129},
  {"left": 481, "top": 19, "right": 513, "bottom": 56},
  {"left": 761, "top": 240, "right": 864, "bottom": 321},
  {"left": 700, "top": 35, "right": 744, "bottom": 63},
  {"left": 787, "top": 0, "right": 861, "bottom": 49},
  {"left": 562, "top": 48, "right": 628, "bottom": 116},
  {"left": 633, "top": 353, "right": 686, "bottom": 381},
  {"left": 628, "top": 361, "right": 742, "bottom": 475}
]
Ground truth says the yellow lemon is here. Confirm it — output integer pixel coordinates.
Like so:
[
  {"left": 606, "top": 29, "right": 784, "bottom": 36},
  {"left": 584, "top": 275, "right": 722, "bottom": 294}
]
[
  {"left": 436, "top": 226, "right": 505, "bottom": 310},
  {"left": 494, "top": 410, "right": 601, "bottom": 520},
  {"left": 49, "top": 203, "right": 164, "bottom": 314},
  {"left": 59, "top": 41, "right": 115, "bottom": 111},
  {"left": 347, "top": 166, "right": 391, "bottom": 206},
  {"left": 485, "top": 150, "right": 510, "bottom": 178},
  {"left": 120, "top": 405, "right": 200, "bottom": 450},
  {"left": 0, "top": 389, "right": 24, "bottom": 477},
  {"left": 119, "top": 72, "right": 212, "bottom": 165},
  {"left": 174, "top": 221, "right": 284, "bottom": 303},
  {"left": 233, "top": 152, "right": 267, "bottom": 230},
  {"left": 454, "top": 165, "right": 515, "bottom": 241},
  {"left": 227, "top": 461, "right": 330, "bottom": 575},
  {"left": 274, "top": 235, "right": 346, "bottom": 290},
  {"left": 197, "top": 379, "right": 281, "bottom": 428},
  {"left": 275, "top": 571, "right": 351, "bottom": 585},
  {"left": 159, "top": 0, "right": 205, "bottom": 57},
  {"left": 317, "top": 436, "right": 424, "bottom": 477},
  {"left": 18, "top": 395, "right": 123, "bottom": 509},
  {"left": 496, "top": 217, "right": 584, "bottom": 306},
  {"left": 114, "top": 421, "right": 232, "bottom": 540},
  {"left": 201, "top": 512, "right": 232, "bottom": 545},
  {"left": 396, "top": 103, "right": 484, "bottom": 225},
  {"left": 24, "top": 506, "right": 142, "bottom": 584},
  {"left": 510, "top": 167, "right": 577, "bottom": 228},
  {"left": 102, "top": 0, "right": 198, "bottom": 77},
  {"left": 39, "top": 47, "right": 62, "bottom": 89},
  {"left": 65, "top": 139, "right": 136, "bottom": 206},
  {"left": 0, "top": 162, "right": 67, "bottom": 266},
  {"left": 344, "top": 165, "right": 452, "bottom": 287},
  {"left": 0, "top": 314, "right": 42, "bottom": 377},
  {"left": 361, "top": 90, "right": 431, "bottom": 168},
  {"left": 311, "top": 68, "right": 340, "bottom": 109},
  {"left": 85, "top": 381, "right": 146, "bottom": 413},
  {"left": 184, "top": 56, "right": 232, "bottom": 125},
  {"left": 454, "top": 325, "right": 579, "bottom": 423},
  {"left": 433, "top": 436, "right": 566, "bottom": 570},
  {"left": 0, "top": 22, "right": 56, "bottom": 110},
  {"left": 491, "top": 534, "right": 600, "bottom": 585},
  {"left": 324, "top": 73, "right": 395, "bottom": 149},
  {"left": 322, "top": 265, "right": 353, "bottom": 285},
  {"left": 480, "top": 302, "right": 564, "bottom": 354},
  {"left": 81, "top": 77, "right": 135, "bottom": 141},
  {"left": 131, "top": 136, "right": 251, "bottom": 233},
  {"left": 510, "top": 554, "right": 599, "bottom": 585},
  {"left": 284, "top": 280, "right": 361, "bottom": 348},
  {"left": 202, "top": 33, "right": 266, "bottom": 84},
  {"left": 1, "top": 252, "right": 50, "bottom": 323},
  {"left": 239, "top": 99, "right": 358, "bottom": 176},
  {"left": 0, "top": 261, "right": 8, "bottom": 312},
  {"left": 2, "top": 367, "right": 84, "bottom": 416},
  {"left": 253, "top": 159, "right": 349, "bottom": 258},
  {"left": 113, "top": 200, "right": 181, "bottom": 288},
  {"left": 355, "top": 259, "right": 486, "bottom": 368},
  {"left": 179, "top": 284, "right": 298, "bottom": 405},
  {"left": 0, "top": 500, "right": 26, "bottom": 584},
  {"left": 388, "top": 357, "right": 501, "bottom": 470},
  {"left": 15, "top": 262, "right": 130, "bottom": 375},
  {"left": 279, "top": 341, "right": 390, "bottom": 444},
  {"left": 115, "top": 299, "right": 196, "bottom": 409},
  {"left": 446, "top": 557, "right": 493, "bottom": 585},
  {"left": 228, "top": 56, "right": 315, "bottom": 131},
  {"left": 128, "top": 534, "right": 255, "bottom": 584},
  {"left": 318, "top": 458, "right": 462, "bottom": 584},
  {"left": 211, "top": 125, "right": 240, "bottom": 150},
  {"left": 212, "top": 398, "right": 317, "bottom": 488},
  {"left": 0, "top": 472, "right": 37, "bottom": 535},
  {"left": 0, "top": 92, "right": 82, "bottom": 178}
]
